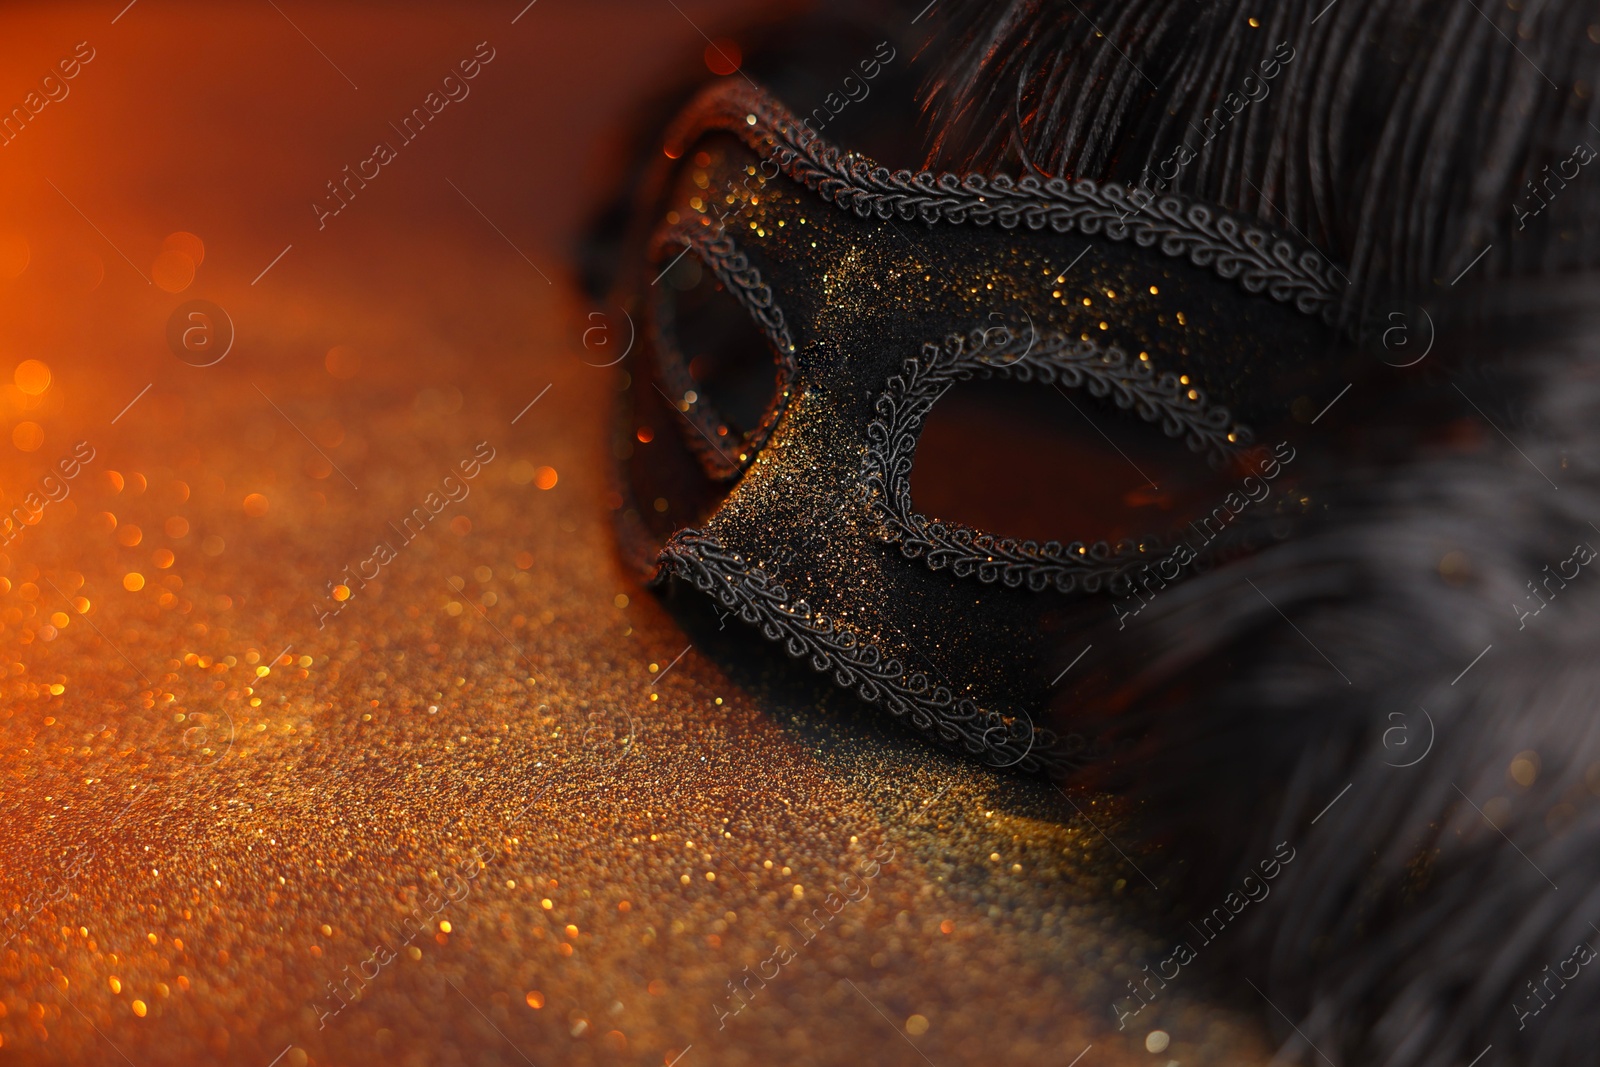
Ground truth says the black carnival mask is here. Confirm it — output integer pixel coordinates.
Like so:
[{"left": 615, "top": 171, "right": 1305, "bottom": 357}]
[{"left": 610, "top": 80, "right": 1344, "bottom": 772}]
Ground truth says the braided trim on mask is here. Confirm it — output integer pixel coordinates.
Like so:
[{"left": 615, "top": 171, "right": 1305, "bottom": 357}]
[
  {"left": 861, "top": 327, "right": 1251, "bottom": 595},
  {"left": 664, "top": 81, "right": 1342, "bottom": 321},
  {"left": 656, "top": 527, "right": 1098, "bottom": 773}
]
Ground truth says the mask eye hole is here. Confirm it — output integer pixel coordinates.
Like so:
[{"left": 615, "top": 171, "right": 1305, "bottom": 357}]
[
  {"left": 622, "top": 239, "right": 788, "bottom": 553},
  {"left": 661, "top": 255, "right": 781, "bottom": 440},
  {"left": 910, "top": 376, "right": 1236, "bottom": 546}
]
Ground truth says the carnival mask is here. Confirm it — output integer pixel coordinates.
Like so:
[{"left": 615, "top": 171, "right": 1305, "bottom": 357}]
[{"left": 612, "top": 80, "right": 1345, "bottom": 772}]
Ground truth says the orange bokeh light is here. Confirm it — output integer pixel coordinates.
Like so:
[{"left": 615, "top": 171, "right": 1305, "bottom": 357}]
[
  {"left": 0, "top": 234, "right": 29, "bottom": 279},
  {"left": 704, "top": 38, "right": 741, "bottom": 76},
  {"left": 14, "top": 359, "right": 50, "bottom": 395},
  {"left": 325, "top": 345, "right": 361, "bottom": 379},
  {"left": 161, "top": 230, "right": 205, "bottom": 267},
  {"left": 12, "top": 421, "right": 43, "bottom": 451},
  {"left": 151, "top": 249, "right": 195, "bottom": 293}
]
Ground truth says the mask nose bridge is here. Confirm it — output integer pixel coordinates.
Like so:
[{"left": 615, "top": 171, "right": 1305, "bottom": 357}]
[
  {"left": 645, "top": 138, "right": 914, "bottom": 489},
  {"left": 721, "top": 392, "right": 850, "bottom": 558}
]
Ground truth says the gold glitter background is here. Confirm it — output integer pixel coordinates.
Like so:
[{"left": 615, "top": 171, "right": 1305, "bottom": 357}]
[{"left": 0, "top": 4, "right": 1273, "bottom": 1064}]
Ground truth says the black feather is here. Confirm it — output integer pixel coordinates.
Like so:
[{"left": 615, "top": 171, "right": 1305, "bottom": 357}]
[
  {"left": 919, "top": 0, "right": 1600, "bottom": 310},
  {"left": 918, "top": 1, "right": 1600, "bottom": 1061}
]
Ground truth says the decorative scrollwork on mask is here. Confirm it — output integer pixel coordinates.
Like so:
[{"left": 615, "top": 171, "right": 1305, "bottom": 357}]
[
  {"left": 861, "top": 327, "right": 1252, "bottom": 595},
  {"left": 656, "top": 527, "right": 1098, "bottom": 773},
  {"left": 666, "top": 82, "right": 1343, "bottom": 322}
]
